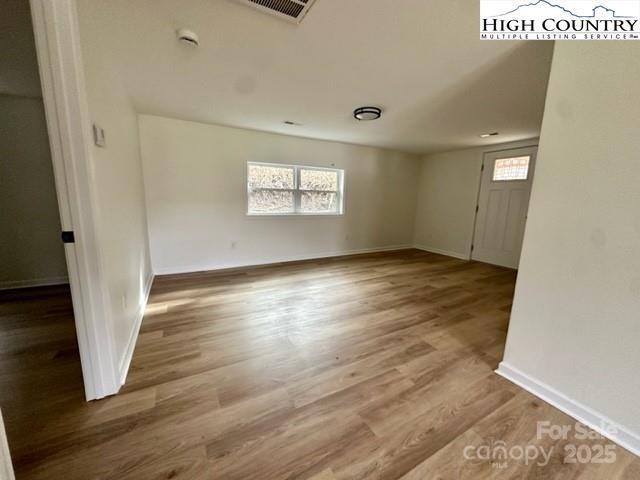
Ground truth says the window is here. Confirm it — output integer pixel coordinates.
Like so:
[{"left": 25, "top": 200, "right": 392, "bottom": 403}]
[
  {"left": 247, "top": 162, "right": 344, "bottom": 215},
  {"left": 492, "top": 156, "right": 531, "bottom": 181}
]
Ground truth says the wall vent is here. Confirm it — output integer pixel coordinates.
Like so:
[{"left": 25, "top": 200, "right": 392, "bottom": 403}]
[{"left": 232, "top": 0, "right": 317, "bottom": 23}]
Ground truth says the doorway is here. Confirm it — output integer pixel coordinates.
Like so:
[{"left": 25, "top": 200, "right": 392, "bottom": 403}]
[
  {"left": 0, "top": 1, "right": 86, "bottom": 476},
  {"left": 471, "top": 146, "right": 538, "bottom": 269}
]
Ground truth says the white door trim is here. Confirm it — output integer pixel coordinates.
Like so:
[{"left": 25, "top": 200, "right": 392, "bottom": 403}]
[
  {"left": 0, "top": 409, "right": 14, "bottom": 480},
  {"left": 30, "top": 0, "right": 119, "bottom": 400}
]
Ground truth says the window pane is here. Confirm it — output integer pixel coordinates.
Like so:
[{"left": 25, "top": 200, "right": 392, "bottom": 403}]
[
  {"left": 300, "top": 192, "right": 338, "bottom": 213},
  {"left": 248, "top": 164, "right": 294, "bottom": 189},
  {"left": 248, "top": 190, "right": 294, "bottom": 213},
  {"left": 493, "top": 156, "right": 530, "bottom": 181},
  {"left": 300, "top": 169, "right": 339, "bottom": 191}
]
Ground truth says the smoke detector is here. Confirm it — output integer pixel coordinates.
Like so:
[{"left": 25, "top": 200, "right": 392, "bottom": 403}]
[
  {"left": 177, "top": 28, "right": 199, "bottom": 47},
  {"left": 232, "top": 0, "right": 318, "bottom": 24}
]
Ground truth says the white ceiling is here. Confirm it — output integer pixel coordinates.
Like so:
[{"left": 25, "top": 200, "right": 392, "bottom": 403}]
[{"left": 81, "top": 0, "right": 554, "bottom": 154}]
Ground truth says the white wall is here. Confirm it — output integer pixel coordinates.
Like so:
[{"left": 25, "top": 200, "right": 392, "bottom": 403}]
[
  {"left": 76, "top": 0, "right": 153, "bottom": 378},
  {"left": 139, "top": 115, "right": 420, "bottom": 274},
  {"left": 0, "top": 0, "right": 67, "bottom": 289},
  {"left": 0, "top": 97, "right": 68, "bottom": 289},
  {"left": 0, "top": 0, "right": 43, "bottom": 98},
  {"left": 413, "top": 139, "right": 538, "bottom": 259},
  {"left": 501, "top": 42, "right": 640, "bottom": 449}
]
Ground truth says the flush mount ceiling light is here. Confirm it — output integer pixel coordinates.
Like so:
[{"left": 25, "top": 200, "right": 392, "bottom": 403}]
[
  {"left": 480, "top": 132, "right": 499, "bottom": 138},
  {"left": 354, "top": 107, "right": 382, "bottom": 121}
]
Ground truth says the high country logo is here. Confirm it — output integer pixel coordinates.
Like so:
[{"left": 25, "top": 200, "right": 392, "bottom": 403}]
[{"left": 480, "top": 0, "right": 640, "bottom": 40}]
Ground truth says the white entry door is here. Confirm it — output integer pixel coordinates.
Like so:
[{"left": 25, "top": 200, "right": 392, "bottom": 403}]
[{"left": 472, "top": 146, "right": 537, "bottom": 269}]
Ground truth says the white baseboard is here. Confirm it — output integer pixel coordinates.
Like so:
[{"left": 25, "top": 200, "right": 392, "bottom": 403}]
[
  {"left": 153, "top": 245, "right": 414, "bottom": 276},
  {"left": 413, "top": 244, "right": 471, "bottom": 261},
  {"left": 496, "top": 362, "right": 640, "bottom": 457},
  {"left": 118, "top": 272, "right": 154, "bottom": 386},
  {"left": 0, "top": 276, "right": 69, "bottom": 291}
]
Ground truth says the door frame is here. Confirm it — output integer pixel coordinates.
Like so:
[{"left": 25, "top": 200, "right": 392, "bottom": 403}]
[
  {"left": 30, "top": 0, "right": 119, "bottom": 400},
  {"left": 0, "top": 409, "right": 14, "bottom": 480},
  {"left": 469, "top": 142, "right": 539, "bottom": 265}
]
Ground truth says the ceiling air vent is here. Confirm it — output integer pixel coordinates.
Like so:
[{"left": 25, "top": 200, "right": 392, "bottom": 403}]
[{"left": 232, "top": 0, "right": 317, "bottom": 23}]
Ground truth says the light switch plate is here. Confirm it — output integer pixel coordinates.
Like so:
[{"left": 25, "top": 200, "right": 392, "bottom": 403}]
[{"left": 92, "top": 123, "right": 106, "bottom": 147}]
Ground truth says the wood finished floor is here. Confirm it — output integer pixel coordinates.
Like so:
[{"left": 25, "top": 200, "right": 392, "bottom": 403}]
[{"left": 1, "top": 250, "right": 639, "bottom": 479}]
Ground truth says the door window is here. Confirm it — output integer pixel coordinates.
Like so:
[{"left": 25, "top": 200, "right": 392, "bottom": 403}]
[{"left": 492, "top": 156, "right": 530, "bottom": 181}]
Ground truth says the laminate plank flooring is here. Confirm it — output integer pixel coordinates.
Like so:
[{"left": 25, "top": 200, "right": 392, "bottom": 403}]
[{"left": 1, "top": 250, "right": 638, "bottom": 479}]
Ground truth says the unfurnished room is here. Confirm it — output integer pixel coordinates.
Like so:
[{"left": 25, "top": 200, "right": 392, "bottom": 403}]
[{"left": 1, "top": 0, "right": 639, "bottom": 479}]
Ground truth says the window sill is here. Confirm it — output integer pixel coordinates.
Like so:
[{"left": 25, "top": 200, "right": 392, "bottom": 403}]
[{"left": 246, "top": 212, "right": 344, "bottom": 217}]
